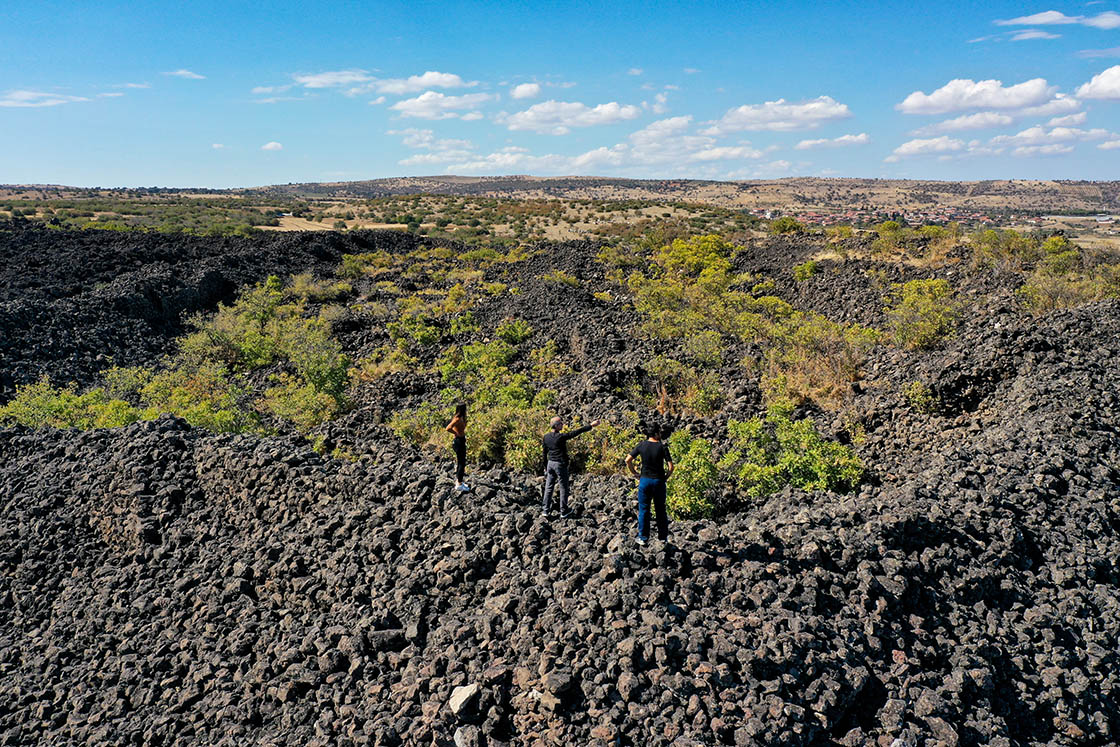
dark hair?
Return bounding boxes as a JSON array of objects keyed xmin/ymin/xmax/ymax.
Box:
[
  {"xmin": 642, "ymin": 419, "xmax": 662, "ymax": 438},
  {"xmin": 454, "ymin": 403, "xmax": 467, "ymax": 418}
]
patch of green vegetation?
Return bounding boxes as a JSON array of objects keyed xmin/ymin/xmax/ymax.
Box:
[
  {"xmin": 0, "ymin": 376, "xmax": 146, "ymax": 429},
  {"xmin": 903, "ymin": 380, "xmax": 936, "ymax": 414},
  {"xmin": 769, "ymin": 216, "xmax": 805, "ymax": 235},
  {"xmin": 792, "ymin": 260, "xmax": 819, "ymax": 281},
  {"xmin": 496, "ymin": 317, "xmax": 534, "ymax": 345},
  {"xmin": 884, "ymin": 278, "xmax": 960, "ymax": 350},
  {"xmin": 540, "ymin": 269, "xmax": 581, "ymax": 288},
  {"xmin": 718, "ymin": 406, "xmax": 863, "ymax": 502},
  {"xmin": 665, "ymin": 430, "xmax": 719, "ymax": 519},
  {"xmin": 1017, "ymin": 235, "xmax": 1120, "ymax": 311}
]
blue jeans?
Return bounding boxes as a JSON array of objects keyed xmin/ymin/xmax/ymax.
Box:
[
  {"xmin": 637, "ymin": 477, "xmax": 668, "ymax": 541},
  {"xmin": 543, "ymin": 460, "xmax": 570, "ymax": 513}
]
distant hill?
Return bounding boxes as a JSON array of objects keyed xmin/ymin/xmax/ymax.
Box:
[{"xmin": 246, "ymin": 176, "xmax": 1120, "ymax": 214}]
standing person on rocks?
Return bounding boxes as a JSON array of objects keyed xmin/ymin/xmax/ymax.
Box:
[
  {"xmin": 625, "ymin": 422, "xmax": 674, "ymax": 546},
  {"xmin": 542, "ymin": 415, "xmax": 601, "ymax": 518},
  {"xmin": 445, "ymin": 403, "xmax": 470, "ymax": 493}
]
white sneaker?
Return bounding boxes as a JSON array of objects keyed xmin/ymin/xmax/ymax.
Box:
[{"xmin": 457, "ymin": 483, "xmax": 472, "ymax": 493}]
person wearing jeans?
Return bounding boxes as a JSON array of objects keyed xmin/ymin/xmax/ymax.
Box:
[
  {"xmin": 625, "ymin": 423, "xmax": 674, "ymax": 546},
  {"xmin": 445, "ymin": 403, "xmax": 470, "ymax": 493},
  {"xmin": 542, "ymin": 415, "xmax": 601, "ymax": 518}
]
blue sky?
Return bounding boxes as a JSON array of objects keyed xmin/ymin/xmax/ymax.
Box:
[{"xmin": 3, "ymin": 0, "xmax": 1120, "ymax": 187}]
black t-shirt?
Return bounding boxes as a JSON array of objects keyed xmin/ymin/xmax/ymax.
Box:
[
  {"xmin": 630, "ymin": 440, "xmax": 672, "ymax": 480},
  {"xmin": 542, "ymin": 424, "xmax": 592, "ymax": 465}
]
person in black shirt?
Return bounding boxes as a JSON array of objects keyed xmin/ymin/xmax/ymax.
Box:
[
  {"xmin": 625, "ymin": 423, "xmax": 675, "ymax": 546},
  {"xmin": 542, "ymin": 415, "xmax": 601, "ymax": 518}
]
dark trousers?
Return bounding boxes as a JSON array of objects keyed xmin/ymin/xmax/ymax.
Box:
[
  {"xmin": 452, "ymin": 436, "xmax": 466, "ymax": 483},
  {"xmin": 637, "ymin": 477, "xmax": 668, "ymax": 541},
  {"xmin": 543, "ymin": 460, "xmax": 570, "ymax": 513}
]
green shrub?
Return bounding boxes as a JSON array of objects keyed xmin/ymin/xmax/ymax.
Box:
[
  {"xmin": 496, "ymin": 317, "xmax": 534, "ymax": 345},
  {"xmin": 769, "ymin": 216, "xmax": 804, "ymax": 235},
  {"xmin": 903, "ymin": 380, "xmax": 935, "ymax": 414},
  {"xmin": 288, "ymin": 272, "xmax": 352, "ymax": 301},
  {"xmin": 718, "ymin": 408, "xmax": 863, "ymax": 501},
  {"xmin": 0, "ymin": 377, "xmax": 144, "ymax": 429},
  {"xmin": 665, "ymin": 430, "xmax": 719, "ymax": 519},
  {"xmin": 885, "ymin": 278, "xmax": 960, "ymax": 349},
  {"xmin": 138, "ymin": 364, "xmax": 259, "ymax": 433},
  {"xmin": 792, "ymin": 260, "xmax": 818, "ymax": 281},
  {"xmin": 541, "ymin": 269, "xmax": 581, "ymax": 287},
  {"xmin": 262, "ymin": 374, "xmax": 340, "ymax": 432}
]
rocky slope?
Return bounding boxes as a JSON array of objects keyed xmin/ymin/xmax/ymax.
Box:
[{"xmin": 1, "ymin": 225, "xmax": 1119, "ymax": 746}]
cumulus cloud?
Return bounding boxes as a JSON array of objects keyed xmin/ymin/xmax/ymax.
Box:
[
  {"xmin": 628, "ymin": 68, "xmax": 644, "ymax": 76},
  {"xmin": 896, "ymin": 78, "xmax": 1055, "ymax": 114},
  {"xmin": 261, "ymin": 142, "xmax": 283, "ymax": 151},
  {"xmin": 500, "ymin": 100, "xmax": 642, "ymax": 134},
  {"xmin": 1099, "ymin": 140, "xmax": 1120, "ymax": 150},
  {"xmin": 1010, "ymin": 29, "xmax": 1061, "ymax": 40},
  {"xmin": 651, "ymin": 92, "xmax": 669, "ymax": 114},
  {"xmin": 909, "ymin": 112, "xmax": 1015, "ymax": 136},
  {"xmin": 162, "ymin": 69, "xmax": 205, "ymax": 79},
  {"xmin": 0, "ymin": 90, "xmax": 90, "ymax": 108},
  {"xmin": 1047, "ymin": 112, "xmax": 1087, "ymax": 127},
  {"xmin": 794, "ymin": 133, "xmax": 871, "ymax": 150},
  {"xmin": 390, "ymin": 91, "xmax": 496, "ymax": 119},
  {"xmin": 702, "ymin": 96, "xmax": 851, "ymax": 135},
  {"xmin": 212, "ymin": 143, "xmax": 226, "ymax": 149},
  {"xmin": 1011, "ymin": 144, "xmax": 1074, "ymax": 156},
  {"xmin": 996, "ymin": 10, "xmax": 1120, "ymax": 29},
  {"xmin": 1018, "ymin": 94, "xmax": 1081, "ymax": 117},
  {"xmin": 252, "ymin": 85, "xmax": 292, "ymax": 95},
  {"xmin": 373, "ymin": 71, "xmax": 477, "ymax": 95},
  {"xmin": 1077, "ymin": 65, "xmax": 1120, "ymax": 100},
  {"xmin": 885, "ymin": 136, "xmax": 966, "ymax": 162},
  {"xmin": 510, "ymin": 83, "xmax": 541, "ymax": 100},
  {"xmin": 293, "ymin": 69, "xmax": 372, "ymax": 88},
  {"xmin": 460, "ymin": 111, "xmax": 484, "ymax": 121},
  {"xmin": 989, "ymin": 125, "xmax": 1115, "ymax": 147}
]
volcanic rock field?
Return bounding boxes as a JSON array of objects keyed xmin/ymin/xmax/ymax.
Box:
[{"xmin": 1, "ymin": 221, "xmax": 1119, "ymax": 746}]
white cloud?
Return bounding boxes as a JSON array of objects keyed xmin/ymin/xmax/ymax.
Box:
[
  {"xmin": 369, "ymin": 96, "xmax": 386, "ymax": 105},
  {"xmin": 261, "ymin": 142, "xmax": 283, "ymax": 151},
  {"xmin": 162, "ymin": 69, "xmax": 205, "ymax": 79},
  {"xmin": 389, "ymin": 128, "xmax": 474, "ymax": 152},
  {"xmin": 373, "ymin": 71, "xmax": 476, "ymax": 95},
  {"xmin": 1047, "ymin": 112, "xmax": 1087, "ymax": 127},
  {"xmin": 652, "ymin": 92, "xmax": 669, "ymax": 114},
  {"xmin": 113, "ymin": 82, "xmax": 150, "ymax": 89},
  {"xmin": 1077, "ymin": 65, "xmax": 1120, "ymax": 100},
  {"xmin": 510, "ymin": 83, "xmax": 541, "ymax": 100},
  {"xmin": 0, "ymin": 90, "xmax": 90, "ymax": 108},
  {"xmin": 390, "ymin": 91, "xmax": 496, "ymax": 119},
  {"xmin": 1098, "ymin": 140, "xmax": 1120, "ymax": 150},
  {"xmin": 1079, "ymin": 47, "xmax": 1120, "ymax": 59},
  {"xmin": 1012, "ymin": 144, "xmax": 1075, "ymax": 157},
  {"xmin": 885, "ymin": 136, "xmax": 966, "ymax": 162},
  {"xmin": 896, "ymin": 78, "xmax": 1055, "ymax": 114},
  {"xmin": 683, "ymin": 68, "xmax": 701, "ymax": 74},
  {"xmin": 294, "ymin": 69, "xmax": 371, "ymax": 88},
  {"xmin": 990, "ymin": 125, "xmax": 1115, "ymax": 147},
  {"xmin": 910, "ymin": 112, "xmax": 1015, "ymax": 135},
  {"xmin": 689, "ymin": 145, "xmax": 766, "ymax": 161},
  {"xmin": 500, "ymin": 100, "xmax": 642, "ymax": 134},
  {"xmin": 460, "ymin": 111, "xmax": 484, "ymax": 121},
  {"xmin": 628, "ymin": 68, "xmax": 644, "ymax": 76},
  {"xmin": 252, "ymin": 85, "xmax": 292, "ymax": 95},
  {"xmin": 794, "ymin": 132, "xmax": 871, "ymax": 149},
  {"xmin": 702, "ymin": 96, "xmax": 851, "ymax": 134},
  {"xmin": 996, "ymin": 10, "xmax": 1120, "ymax": 29},
  {"xmin": 1018, "ymin": 94, "xmax": 1081, "ymax": 117},
  {"xmin": 1010, "ymin": 29, "xmax": 1061, "ymax": 40}
]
